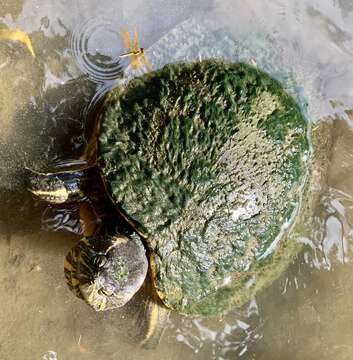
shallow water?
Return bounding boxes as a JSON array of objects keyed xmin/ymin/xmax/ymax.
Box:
[{"xmin": 1, "ymin": 0, "xmax": 353, "ymax": 359}]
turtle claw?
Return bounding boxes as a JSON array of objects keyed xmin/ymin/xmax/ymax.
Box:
[
  {"xmin": 48, "ymin": 158, "xmax": 89, "ymax": 172},
  {"xmin": 0, "ymin": 28, "xmax": 35, "ymax": 57}
]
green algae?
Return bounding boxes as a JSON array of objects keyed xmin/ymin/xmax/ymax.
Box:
[{"xmin": 98, "ymin": 60, "xmax": 314, "ymax": 316}]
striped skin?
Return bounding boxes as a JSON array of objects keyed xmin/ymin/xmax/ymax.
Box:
[
  {"xmin": 64, "ymin": 235, "xmax": 148, "ymax": 312},
  {"xmin": 27, "ymin": 168, "xmax": 85, "ymax": 204}
]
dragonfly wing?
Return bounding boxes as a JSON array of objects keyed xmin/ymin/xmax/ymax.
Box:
[
  {"xmin": 130, "ymin": 56, "xmax": 140, "ymax": 70},
  {"xmin": 120, "ymin": 30, "xmax": 132, "ymax": 51},
  {"xmin": 133, "ymin": 27, "xmax": 139, "ymax": 52},
  {"xmin": 141, "ymin": 54, "xmax": 153, "ymax": 71}
]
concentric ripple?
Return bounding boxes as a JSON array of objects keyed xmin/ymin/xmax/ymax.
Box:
[
  {"xmin": 84, "ymin": 82, "xmax": 111, "ymax": 114},
  {"xmin": 70, "ymin": 18, "xmax": 123, "ymax": 84}
]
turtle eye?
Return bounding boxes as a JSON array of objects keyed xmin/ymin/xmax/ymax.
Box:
[{"xmin": 93, "ymin": 255, "xmax": 107, "ymax": 268}]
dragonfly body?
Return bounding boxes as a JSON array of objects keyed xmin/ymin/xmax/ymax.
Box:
[{"xmin": 119, "ymin": 47, "xmax": 144, "ymax": 58}]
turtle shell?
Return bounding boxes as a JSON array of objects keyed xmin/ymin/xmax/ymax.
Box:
[{"xmin": 97, "ymin": 60, "xmax": 310, "ymax": 316}]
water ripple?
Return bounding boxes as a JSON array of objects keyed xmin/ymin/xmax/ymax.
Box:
[{"xmin": 70, "ymin": 18, "xmax": 123, "ymax": 84}]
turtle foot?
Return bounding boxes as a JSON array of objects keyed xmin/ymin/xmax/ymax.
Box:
[{"xmin": 26, "ymin": 167, "xmax": 86, "ymax": 204}]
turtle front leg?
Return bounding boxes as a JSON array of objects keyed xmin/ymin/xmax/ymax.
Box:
[{"xmin": 26, "ymin": 168, "xmax": 86, "ymax": 204}]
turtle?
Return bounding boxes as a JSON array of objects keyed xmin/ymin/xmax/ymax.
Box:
[{"xmin": 27, "ymin": 59, "xmax": 332, "ymax": 344}]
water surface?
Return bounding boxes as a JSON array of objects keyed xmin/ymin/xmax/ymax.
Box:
[{"xmin": 1, "ymin": 0, "xmax": 353, "ymax": 359}]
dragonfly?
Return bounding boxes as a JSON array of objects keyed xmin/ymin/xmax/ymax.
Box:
[{"xmin": 119, "ymin": 28, "xmax": 152, "ymax": 71}]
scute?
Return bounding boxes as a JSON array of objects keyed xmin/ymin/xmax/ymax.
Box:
[{"xmin": 98, "ymin": 60, "xmax": 310, "ymax": 316}]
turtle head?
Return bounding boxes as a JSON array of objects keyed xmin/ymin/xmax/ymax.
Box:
[{"xmin": 64, "ymin": 234, "xmax": 148, "ymax": 311}]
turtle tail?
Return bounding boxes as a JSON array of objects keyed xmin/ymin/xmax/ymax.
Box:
[
  {"xmin": 131, "ymin": 275, "xmax": 170, "ymax": 349},
  {"xmin": 138, "ymin": 297, "xmax": 170, "ymax": 349}
]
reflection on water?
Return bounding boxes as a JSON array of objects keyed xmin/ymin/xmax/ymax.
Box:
[
  {"xmin": 173, "ymin": 301, "xmax": 262, "ymax": 358},
  {"xmin": 1, "ymin": 0, "xmax": 353, "ymax": 359}
]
